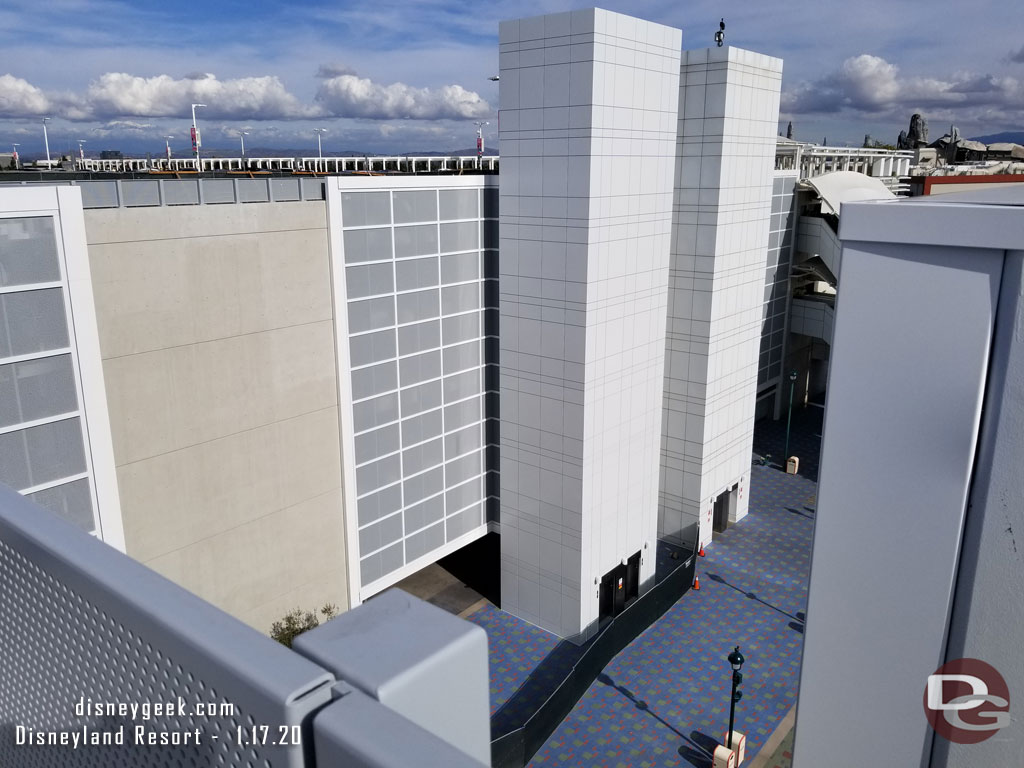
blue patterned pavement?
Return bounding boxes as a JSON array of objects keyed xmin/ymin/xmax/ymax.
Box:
[{"xmin": 466, "ymin": 409, "xmax": 822, "ymax": 767}]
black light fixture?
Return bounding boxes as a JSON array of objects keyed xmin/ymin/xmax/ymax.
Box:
[{"xmin": 727, "ymin": 646, "xmax": 745, "ymax": 750}]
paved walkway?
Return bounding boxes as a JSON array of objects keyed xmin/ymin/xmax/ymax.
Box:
[{"xmin": 465, "ymin": 409, "xmax": 821, "ymax": 767}]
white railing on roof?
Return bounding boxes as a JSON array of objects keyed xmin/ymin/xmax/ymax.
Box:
[{"xmin": 74, "ymin": 155, "xmax": 499, "ymax": 175}]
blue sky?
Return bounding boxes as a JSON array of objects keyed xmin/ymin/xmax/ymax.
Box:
[{"xmin": 1, "ymin": 0, "xmax": 1022, "ymax": 157}]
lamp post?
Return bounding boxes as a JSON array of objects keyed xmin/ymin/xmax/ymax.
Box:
[
  {"xmin": 164, "ymin": 135, "xmax": 174, "ymax": 161},
  {"xmin": 190, "ymin": 103, "xmax": 206, "ymax": 169},
  {"xmin": 727, "ymin": 646, "xmax": 745, "ymax": 750},
  {"xmin": 41, "ymin": 117, "xmax": 51, "ymax": 166},
  {"xmin": 314, "ymin": 128, "xmax": 327, "ymax": 159},
  {"xmin": 240, "ymin": 130, "xmax": 249, "ymax": 157},
  {"xmin": 474, "ymin": 120, "xmax": 489, "ymax": 159},
  {"xmin": 11, "ymin": 143, "xmax": 19, "ymax": 169},
  {"xmin": 784, "ymin": 369, "xmax": 798, "ymax": 463}
]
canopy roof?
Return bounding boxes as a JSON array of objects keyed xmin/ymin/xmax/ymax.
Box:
[{"xmin": 798, "ymin": 171, "xmax": 895, "ymax": 216}]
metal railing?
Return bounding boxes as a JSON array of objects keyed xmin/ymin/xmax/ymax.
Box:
[
  {"xmin": 0, "ymin": 483, "xmax": 487, "ymax": 767},
  {"xmin": 73, "ymin": 155, "xmax": 500, "ymax": 175}
]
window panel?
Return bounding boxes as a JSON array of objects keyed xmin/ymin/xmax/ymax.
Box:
[
  {"xmin": 0, "ymin": 354, "xmax": 78, "ymax": 429},
  {"xmin": 0, "ymin": 289, "xmax": 70, "ymax": 359},
  {"xmin": 398, "ymin": 350, "xmax": 441, "ymax": 387},
  {"xmin": 443, "ymin": 341, "xmax": 480, "ymax": 375},
  {"xmin": 439, "ymin": 189, "xmax": 478, "ymax": 221},
  {"xmin": 440, "ymin": 221, "xmax": 478, "ymax": 253},
  {"xmin": 444, "ymin": 423, "xmax": 483, "ymax": 459},
  {"xmin": 0, "ymin": 417, "xmax": 86, "ymax": 491},
  {"xmin": 359, "ymin": 513, "xmax": 403, "ymax": 555},
  {"xmin": 401, "ymin": 408, "xmax": 443, "ymax": 447},
  {"xmin": 343, "ymin": 227, "xmax": 393, "ymax": 264},
  {"xmin": 395, "ymin": 257, "xmax": 438, "ymax": 292},
  {"xmin": 404, "ymin": 494, "xmax": 444, "ymax": 535},
  {"xmin": 356, "ymin": 453, "xmax": 401, "ymax": 496},
  {"xmin": 0, "ymin": 217, "xmax": 61, "ymax": 288},
  {"xmin": 404, "ymin": 465, "xmax": 444, "ymax": 505},
  {"xmin": 440, "ymin": 252, "xmax": 479, "ymax": 284},
  {"xmin": 400, "ymin": 379, "xmax": 442, "ymax": 417},
  {"xmin": 444, "ymin": 396, "xmax": 482, "ymax": 431},
  {"xmin": 443, "ymin": 369, "xmax": 480, "ymax": 403},
  {"xmin": 28, "ymin": 477, "xmax": 94, "ymax": 533},
  {"xmin": 397, "ymin": 320, "xmax": 440, "ymax": 356},
  {"xmin": 441, "ymin": 313, "xmax": 480, "ymax": 345},
  {"xmin": 346, "ymin": 263, "xmax": 394, "ymax": 300},
  {"xmin": 353, "ymin": 392, "xmax": 399, "ymax": 432},
  {"xmin": 393, "ymin": 191, "xmax": 437, "ymax": 224},
  {"xmin": 341, "ymin": 192, "xmax": 391, "ymax": 227},
  {"xmin": 357, "ymin": 483, "xmax": 402, "ymax": 526},
  {"xmin": 348, "ymin": 296, "xmax": 395, "ymax": 334},
  {"xmin": 396, "ymin": 288, "xmax": 439, "ymax": 325},
  {"xmin": 405, "ymin": 520, "xmax": 445, "ymax": 562},
  {"xmin": 403, "ymin": 437, "xmax": 443, "ymax": 477},
  {"xmin": 351, "ymin": 361, "xmax": 397, "ymax": 401},
  {"xmin": 349, "ymin": 329, "xmax": 396, "ymax": 367},
  {"xmin": 394, "ymin": 225, "xmax": 438, "ymax": 259},
  {"xmin": 441, "ymin": 283, "xmax": 479, "ymax": 315},
  {"xmin": 354, "ymin": 424, "xmax": 401, "ymax": 465}
]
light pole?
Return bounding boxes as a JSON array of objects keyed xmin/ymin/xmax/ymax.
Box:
[
  {"xmin": 474, "ymin": 121, "xmax": 489, "ymax": 159},
  {"xmin": 727, "ymin": 646, "xmax": 745, "ymax": 750},
  {"xmin": 76, "ymin": 140, "xmax": 86, "ymax": 161},
  {"xmin": 314, "ymin": 128, "xmax": 327, "ymax": 159},
  {"xmin": 784, "ymin": 369, "xmax": 798, "ymax": 463},
  {"xmin": 164, "ymin": 135, "xmax": 174, "ymax": 161},
  {"xmin": 240, "ymin": 130, "xmax": 249, "ymax": 157},
  {"xmin": 190, "ymin": 103, "xmax": 206, "ymax": 169},
  {"xmin": 42, "ymin": 117, "xmax": 51, "ymax": 166},
  {"xmin": 11, "ymin": 143, "xmax": 19, "ymax": 169}
]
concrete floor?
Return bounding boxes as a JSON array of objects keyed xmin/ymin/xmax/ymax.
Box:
[{"xmin": 393, "ymin": 562, "xmax": 487, "ymax": 616}]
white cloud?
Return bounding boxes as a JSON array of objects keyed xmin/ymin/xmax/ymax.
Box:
[
  {"xmin": 315, "ymin": 74, "xmax": 490, "ymax": 120},
  {"xmin": 82, "ymin": 72, "xmax": 317, "ymax": 120},
  {"xmin": 0, "ymin": 69, "xmax": 492, "ymax": 125},
  {"xmin": 782, "ymin": 54, "xmax": 1024, "ymax": 122},
  {"xmin": 0, "ymin": 74, "xmax": 51, "ymax": 116}
]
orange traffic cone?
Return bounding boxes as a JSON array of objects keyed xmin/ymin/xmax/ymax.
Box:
[
  {"xmin": 693, "ymin": 576, "xmax": 701, "ymax": 591},
  {"xmin": 698, "ymin": 546, "xmax": 706, "ymax": 557}
]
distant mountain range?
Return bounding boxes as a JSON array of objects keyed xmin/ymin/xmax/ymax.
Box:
[{"xmin": 970, "ymin": 131, "xmax": 1024, "ymax": 145}]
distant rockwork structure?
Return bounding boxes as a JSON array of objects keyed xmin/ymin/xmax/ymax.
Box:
[{"xmin": 896, "ymin": 113, "xmax": 929, "ymax": 150}]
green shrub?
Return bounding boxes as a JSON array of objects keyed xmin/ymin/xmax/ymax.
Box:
[{"xmin": 270, "ymin": 603, "xmax": 339, "ymax": 648}]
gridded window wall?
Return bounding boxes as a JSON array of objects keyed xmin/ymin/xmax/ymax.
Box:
[
  {"xmin": 757, "ymin": 175, "xmax": 796, "ymax": 389},
  {"xmin": 0, "ymin": 215, "xmax": 97, "ymax": 532},
  {"xmin": 340, "ymin": 186, "xmax": 498, "ymax": 592}
]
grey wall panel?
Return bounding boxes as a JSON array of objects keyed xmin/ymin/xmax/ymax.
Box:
[
  {"xmin": 79, "ymin": 181, "xmax": 119, "ymax": 208},
  {"xmin": 121, "ymin": 180, "xmax": 161, "ymax": 207},
  {"xmin": 932, "ymin": 251, "xmax": 1024, "ymax": 768},
  {"xmin": 270, "ymin": 177, "xmax": 301, "ymax": 202},
  {"xmin": 794, "ymin": 241, "xmax": 1003, "ymax": 768},
  {"xmin": 203, "ymin": 179, "xmax": 236, "ymax": 204},
  {"xmin": 163, "ymin": 179, "xmax": 201, "ymax": 205},
  {"xmin": 237, "ymin": 179, "xmax": 270, "ymax": 203}
]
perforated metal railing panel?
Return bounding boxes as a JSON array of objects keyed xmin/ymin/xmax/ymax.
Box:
[{"xmin": 0, "ymin": 484, "xmax": 334, "ymax": 768}]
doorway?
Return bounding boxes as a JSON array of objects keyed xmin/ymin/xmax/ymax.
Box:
[
  {"xmin": 712, "ymin": 484, "xmax": 739, "ymax": 535},
  {"xmin": 598, "ymin": 550, "xmax": 642, "ymax": 620}
]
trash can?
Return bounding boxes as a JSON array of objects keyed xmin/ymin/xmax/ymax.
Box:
[{"xmin": 786, "ymin": 456, "xmax": 799, "ymax": 475}]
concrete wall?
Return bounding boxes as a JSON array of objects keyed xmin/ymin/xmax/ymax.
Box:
[
  {"xmin": 659, "ymin": 47, "xmax": 782, "ymax": 548},
  {"xmin": 84, "ymin": 202, "xmax": 348, "ymax": 632},
  {"xmin": 498, "ymin": 8, "xmax": 680, "ymax": 640}
]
